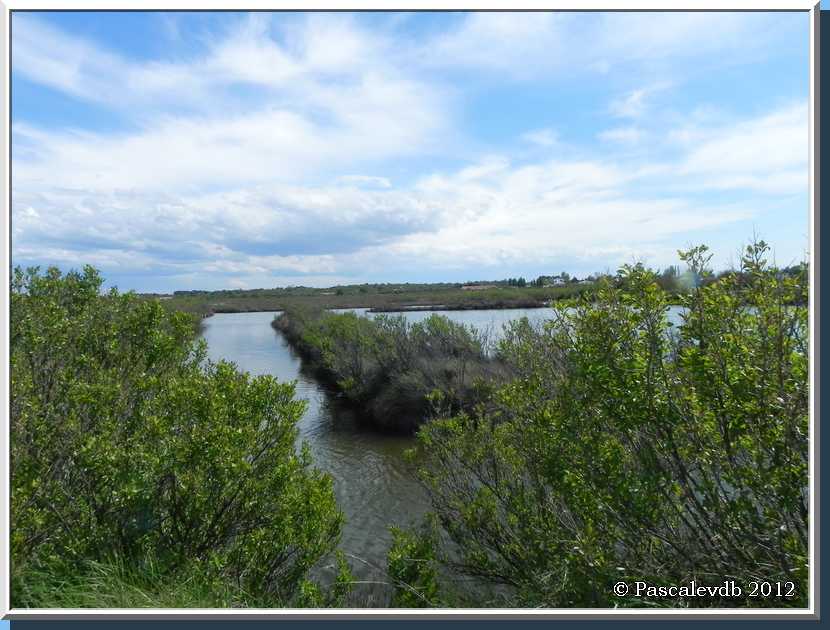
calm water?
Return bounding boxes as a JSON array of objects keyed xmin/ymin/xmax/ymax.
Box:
[
  {"xmin": 339, "ymin": 306, "xmax": 561, "ymax": 343},
  {"xmin": 200, "ymin": 305, "xmax": 686, "ymax": 588},
  {"xmin": 342, "ymin": 305, "xmax": 686, "ymax": 338},
  {"xmin": 200, "ymin": 311, "xmax": 429, "ymax": 587}
]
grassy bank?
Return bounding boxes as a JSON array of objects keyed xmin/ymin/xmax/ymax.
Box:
[
  {"xmin": 12, "ymin": 555, "xmax": 267, "ymax": 608},
  {"xmin": 155, "ymin": 282, "xmax": 596, "ymax": 317},
  {"xmin": 272, "ymin": 305, "xmax": 511, "ymax": 433},
  {"xmin": 366, "ymin": 298, "xmax": 547, "ymax": 312}
]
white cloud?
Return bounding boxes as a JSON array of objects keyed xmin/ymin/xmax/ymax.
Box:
[
  {"xmin": 13, "ymin": 90, "xmax": 447, "ymax": 193},
  {"xmin": 678, "ymin": 102, "xmax": 807, "ymax": 194},
  {"xmin": 608, "ymin": 83, "xmax": 671, "ymax": 119},
  {"xmin": 336, "ymin": 175, "xmax": 392, "ymax": 189},
  {"xmin": 521, "ymin": 128, "xmax": 559, "ymax": 147},
  {"xmin": 593, "ymin": 12, "xmax": 792, "ymax": 66},
  {"xmin": 10, "ymin": 13, "xmax": 809, "ymax": 288},
  {"xmin": 415, "ymin": 12, "xmax": 797, "ymax": 81},
  {"xmin": 12, "ymin": 12, "xmax": 432, "ymax": 117},
  {"xmin": 609, "ymin": 89, "xmax": 649, "ymax": 119},
  {"xmin": 12, "ymin": 101, "xmax": 807, "ymax": 286},
  {"xmin": 12, "ymin": 15, "xmax": 452, "ymax": 195},
  {"xmin": 383, "ymin": 157, "xmax": 756, "ymax": 272},
  {"xmin": 13, "ymin": 16, "xmax": 130, "ymax": 100},
  {"xmin": 453, "ymin": 156, "xmax": 511, "ymax": 182},
  {"xmin": 598, "ymin": 126, "xmax": 642, "ymax": 144},
  {"xmin": 420, "ymin": 12, "xmax": 565, "ymax": 77}
]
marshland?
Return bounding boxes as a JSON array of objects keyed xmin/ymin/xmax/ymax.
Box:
[
  {"xmin": 11, "ymin": 245, "xmax": 810, "ymax": 607},
  {"xmin": 9, "ymin": 8, "xmax": 811, "ymax": 611}
]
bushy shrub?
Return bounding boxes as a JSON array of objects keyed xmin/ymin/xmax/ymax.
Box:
[
  {"xmin": 273, "ymin": 309, "xmax": 504, "ymax": 432},
  {"xmin": 11, "ymin": 266, "xmax": 343, "ymax": 605},
  {"xmin": 408, "ymin": 243, "xmax": 808, "ymax": 607},
  {"xmin": 387, "ymin": 523, "xmax": 441, "ymax": 608}
]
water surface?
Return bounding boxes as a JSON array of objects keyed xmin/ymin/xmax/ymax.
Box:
[
  {"xmin": 200, "ymin": 305, "xmax": 686, "ymax": 593},
  {"xmin": 201, "ymin": 311, "xmax": 429, "ymax": 589}
]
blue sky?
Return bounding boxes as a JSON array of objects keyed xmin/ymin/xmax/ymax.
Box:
[{"xmin": 11, "ymin": 11, "xmax": 809, "ymax": 292}]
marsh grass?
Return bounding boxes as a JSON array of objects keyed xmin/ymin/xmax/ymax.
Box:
[{"xmin": 12, "ymin": 556, "xmax": 271, "ymax": 608}]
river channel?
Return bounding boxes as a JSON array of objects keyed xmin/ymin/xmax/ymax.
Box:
[{"xmin": 200, "ymin": 306, "xmax": 684, "ymax": 595}]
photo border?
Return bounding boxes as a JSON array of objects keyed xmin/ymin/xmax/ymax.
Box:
[{"xmin": 0, "ymin": 1, "xmax": 820, "ymax": 621}]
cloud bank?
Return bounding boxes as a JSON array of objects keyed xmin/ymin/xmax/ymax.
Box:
[{"xmin": 11, "ymin": 11, "xmax": 809, "ymax": 291}]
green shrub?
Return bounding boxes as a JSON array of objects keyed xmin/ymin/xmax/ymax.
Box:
[
  {"xmin": 272, "ymin": 308, "xmax": 503, "ymax": 432},
  {"xmin": 11, "ymin": 266, "xmax": 343, "ymax": 606},
  {"xmin": 387, "ymin": 523, "xmax": 441, "ymax": 607},
  {"xmin": 409, "ymin": 242, "xmax": 808, "ymax": 607}
]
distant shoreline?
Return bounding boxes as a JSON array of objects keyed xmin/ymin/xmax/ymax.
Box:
[
  {"xmin": 367, "ymin": 300, "xmax": 550, "ymax": 313},
  {"xmin": 150, "ymin": 280, "xmax": 597, "ymax": 319},
  {"xmin": 187, "ymin": 297, "xmax": 704, "ymax": 321},
  {"xmin": 197, "ymin": 300, "xmax": 557, "ymax": 319}
]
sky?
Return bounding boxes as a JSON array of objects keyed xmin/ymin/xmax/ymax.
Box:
[{"xmin": 10, "ymin": 11, "xmax": 810, "ymax": 292}]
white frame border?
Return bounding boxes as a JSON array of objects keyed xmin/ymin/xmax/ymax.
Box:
[{"xmin": 0, "ymin": 0, "xmax": 820, "ymax": 621}]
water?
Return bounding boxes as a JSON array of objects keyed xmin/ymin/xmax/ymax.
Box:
[
  {"xmin": 342, "ymin": 305, "xmax": 687, "ymax": 338},
  {"xmin": 200, "ymin": 311, "xmax": 429, "ymax": 591},
  {"xmin": 340, "ymin": 306, "xmax": 560, "ymax": 342},
  {"xmin": 199, "ymin": 305, "xmax": 687, "ymax": 594}
]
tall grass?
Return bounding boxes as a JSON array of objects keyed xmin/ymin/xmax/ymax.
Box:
[{"xmin": 12, "ymin": 556, "xmax": 271, "ymax": 608}]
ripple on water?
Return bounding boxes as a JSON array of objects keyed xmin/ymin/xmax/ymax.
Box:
[{"xmin": 200, "ymin": 311, "xmax": 430, "ymax": 583}]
